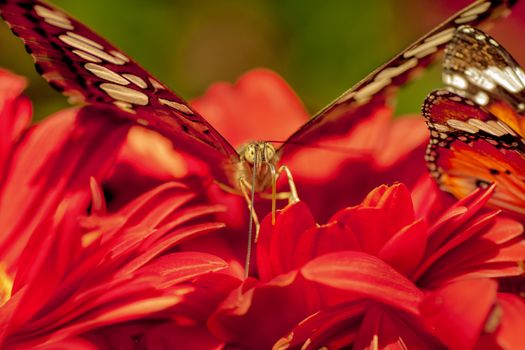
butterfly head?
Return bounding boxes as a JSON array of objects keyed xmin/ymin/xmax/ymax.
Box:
[
  {"xmin": 241, "ymin": 142, "xmax": 276, "ymax": 165},
  {"xmin": 237, "ymin": 141, "xmax": 279, "ymax": 191}
]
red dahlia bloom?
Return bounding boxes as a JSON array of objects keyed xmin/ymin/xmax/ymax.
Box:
[{"xmin": 208, "ymin": 182, "xmax": 525, "ymax": 349}]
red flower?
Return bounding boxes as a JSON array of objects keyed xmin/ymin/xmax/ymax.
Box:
[
  {"xmin": 0, "ymin": 69, "xmax": 236, "ymax": 348},
  {"xmin": 208, "ymin": 182, "xmax": 525, "ymax": 349},
  {"xmin": 3, "ymin": 63, "xmax": 524, "ymax": 349}
]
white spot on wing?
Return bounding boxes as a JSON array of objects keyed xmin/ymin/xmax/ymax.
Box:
[
  {"xmin": 158, "ymin": 98, "xmax": 194, "ymax": 114},
  {"xmin": 100, "ymin": 83, "xmax": 149, "ymax": 105},
  {"xmin": 473, "ymin": 91, "xmax": 489, "ymax": 106},
  {"xmin": 110, "ymin": 51, "xmax": 130, "ymax": 63},
  {"xmin": 460, "ymin": 1, "xmax": 491, "ymax": 17},
  {"xmin": 447, "ymin": 119, "xmax": 479, "ymax": 133},
  {"xmin": 464, "ymin": 67, "xmax": 496, "ymax": 90},
  {"xmin": 444, "ymin": 73, "xmax": 468, "ymax": 90},
  {"xmin": 34, "ymin": 5, "xmax": 74, "ymax": 30},
  {"xmin": 455, "ymin": 14, "xmax": 478, "ymax": 24},
  {"xmin": 113, "ymin": 100, "xmax": 135, "ymax": 113},
  {"xmin": 375, "ymin": 58, "xmax": 418, "ymax": 80},
  {"xmin": 123, "ymin": 74, "xmax": 148, "ymax": 88},
  {"xmin": 433, "ymin": 123, "xmax": 450, "ymax": 133},
  {"xmin": 67, "ymin": 32, "xmax": 104, "ymax": 49},
  {"xmin": 149, "ymin": 78, "xmax": 165, "ymax": 90},
  {"xmin": 34, "ymin": 5, "xmax": 69, "ymax": 22},
  {"xmin": 59, "ymin": 33, "xmax": 127, "ymax": 65},
  {"xmin": 515, "ymin": 67, "xmax": 525, "ymax": 87},
  {"xmin": 353, "ymin": 79, "xmax": 390, "ymax": 103},
  {"xmin": 467, "ymin": 118, "xmax": 504, "ymax": 136},
  {"xmin": 484, "ymin": 66, "xmax": 524, "ymax": 93},
  {"xmin": 84, "ymin": 63, "xmax": 129, "ymax": 85},
  {"xmin": 44, "ymin": 18, "xmax": 74, "ymax": 30},
  {"xmin": 486, "ymin": 120, "xmax": 508, "ymax": 135},
  {"xmin": 424, "ymin": 28, "xmax": 455, "ymax": 44},
  {"xmin": 403, "ymin": 29, "xmax": 454, "ymax": 58},
  {"xmin": 496, "ymin": 120, "xmax": 518, "ymax": 136},
  {"xmin": 72, "ymin": 50, "xmax": 102, "ymax": 63},
  {"xmin": 137, "ymin": 118, "xmax": 149, "ymax": 126}
]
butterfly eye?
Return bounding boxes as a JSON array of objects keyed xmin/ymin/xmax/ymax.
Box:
[
  {"xmin": 264, "ymin": 144, "xmax": 276, "ymax": 161},
  {"xmin": 244, "ymin": 144, "xmax": 257, "ymax": 164}
]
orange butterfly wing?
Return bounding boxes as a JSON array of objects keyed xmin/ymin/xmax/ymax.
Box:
[{"xmin": 424, "ymin": 90, "xmax": 525, "ymax": 215}]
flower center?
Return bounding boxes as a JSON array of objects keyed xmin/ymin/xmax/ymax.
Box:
[{"xmin": 0, "ymin": 264, "xmax": 13, "ymax": 305}]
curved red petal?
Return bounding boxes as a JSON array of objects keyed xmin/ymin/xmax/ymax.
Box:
[
  {"xmin": 0, "ymin": 108, "xmax": 129, "ymax": 272},
  {"xmin": 256, "ymin": 201, "xmax": 316, "ymax": 280},
  {"xmin": 191, "ymin": 68, "xmax": 309, "ymax": 148},
  {"xmin": 301, "ymin": 251, "xmax": 423, "ymax": 314},
  {"xmin": 420, "ymin": 279, "xmax": 498, "ymax": 350},
  {"xmin": 379, "ymin": 219, "xmax": 428, "ymax": 277}
]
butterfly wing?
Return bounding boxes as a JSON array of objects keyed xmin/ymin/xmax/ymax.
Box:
[
  {"xmin": 424, "ymin": 90, "xmax": 525, "ymax": 215},
  {"xmin": 443, "ymin": 25, "xmax": 525, "ymax": 138},
  {"xmin": 0, "ymin": 0, "xmax": 239, "ymax": 168},
  {"xmin": 279, "ymin": 0, "xmax": 518, "ymax": 156}
]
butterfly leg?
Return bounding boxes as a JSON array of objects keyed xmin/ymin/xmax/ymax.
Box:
[
  {"xmin": 213, "ymin": 180, "xmax": 242, "ymax": 195},
  {"xmin": 267, "ymin": 164, "xmax": 300, "ymax": 225},
  {"xmin": 276, "ymin": 165, "xmax": 300, "ymax": 205}
]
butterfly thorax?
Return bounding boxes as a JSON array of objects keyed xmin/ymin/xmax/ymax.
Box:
[{"xmin": 235, "ymin": 142, "xmax": 279, "ymax": 192}]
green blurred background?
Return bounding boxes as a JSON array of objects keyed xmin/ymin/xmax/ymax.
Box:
[{"xmin": 0, "ymin": 0, "xmax": 521, "ymax": 120}]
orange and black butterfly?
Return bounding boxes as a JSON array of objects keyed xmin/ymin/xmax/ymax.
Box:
[
  {"xmin": 0, "ymin": 0, "xmax": 518, "ymax": 210},
  {"xmin": 424, "ymin": 25, "xmax": 525, "ymax": 215}
]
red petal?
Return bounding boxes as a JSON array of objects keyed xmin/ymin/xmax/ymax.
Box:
[
  {"xmin": 292, "ymin": 222, "xmax": 361, "ymax": 269},
  {"xmin": 256, "ymin": 202, "xmax": 316, "ymax": 280},
  {"xmin": 0, "ymin": 108, "xmax": 129, "ymax": 272},
  {"xmin": 0, "ymin": 69, "xmax": 32, "ymax": 182},
  {"xmin": 379, "ymin": 219, "xmax": 428, "ymax": 277},
  {"xmin": 191, "ymin": 69, "xmax": 309, "ymax": 148},
  {"xmin": 482, "ymin": 293, "xmax": 525, "ymax": 349},
  {"xmin": 301, "ymin": 251, "xmax": 423, "ymax": 314},
  {"xmin": 275, "ymin": 300, "xmax": 368, "ymax": 349},
  {"xmin": 353, "ymin": 305, "xmax": 442, "ymax": 350},
  {"xmin": 136, "ymin": 252, "xmax": 228, "ymax": 285},
  {"xmin": 331, "ymin": 207, "xmax": 389, "ymax": 255},
  {"xmin": 374, "ymin": 116, "xmax": 428, "ymax": 167},
  {"xmin": 209, "ymin": 271, "xmax": 311, "ymax": 350},
  {"xmin": 420, "ymin": 279, "xmax": 498, "ymax": 350},
  {"xmin": 144, "ymin": 323, "xmax": 223, "ymax": 350}
]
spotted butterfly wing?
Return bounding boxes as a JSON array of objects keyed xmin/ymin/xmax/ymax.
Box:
[
  {"xmin": 424, "ymin": 90, "xmax": 525, "ymax": 214},
  {"xmin": 280, "ymin": 0, "xmax": 519, "ymax": 157},
  {"xmin": 443, "ymin": 26, "xmax": 525, "ymax": 151},
  {"xmin": 0, "ymin": 0, "xmax": 239, "ymax": 180},
  {"xmin": 424, "ymin": 27, "xmax": 525, "ymax": 215},
  {"xmin": 0, "ymin": 0, "xmax": 519, "ymax": 192}
]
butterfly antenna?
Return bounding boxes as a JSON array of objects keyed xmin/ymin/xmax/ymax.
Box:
[
  {"xmin": 244, "ymin": 151, "xmax": 258, "ymax": 278},
  {"xmin": 265, "ymin": 140, "xmax": 372, "ymax": 156}
]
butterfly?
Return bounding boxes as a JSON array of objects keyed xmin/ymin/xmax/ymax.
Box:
[
  {"xmin": 423, "ymin": 25, "xmax": 525, "ymax": 215},
  {"xmin": 0, "ymin": 0, "xmax": 518, "ymax": 214}
]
